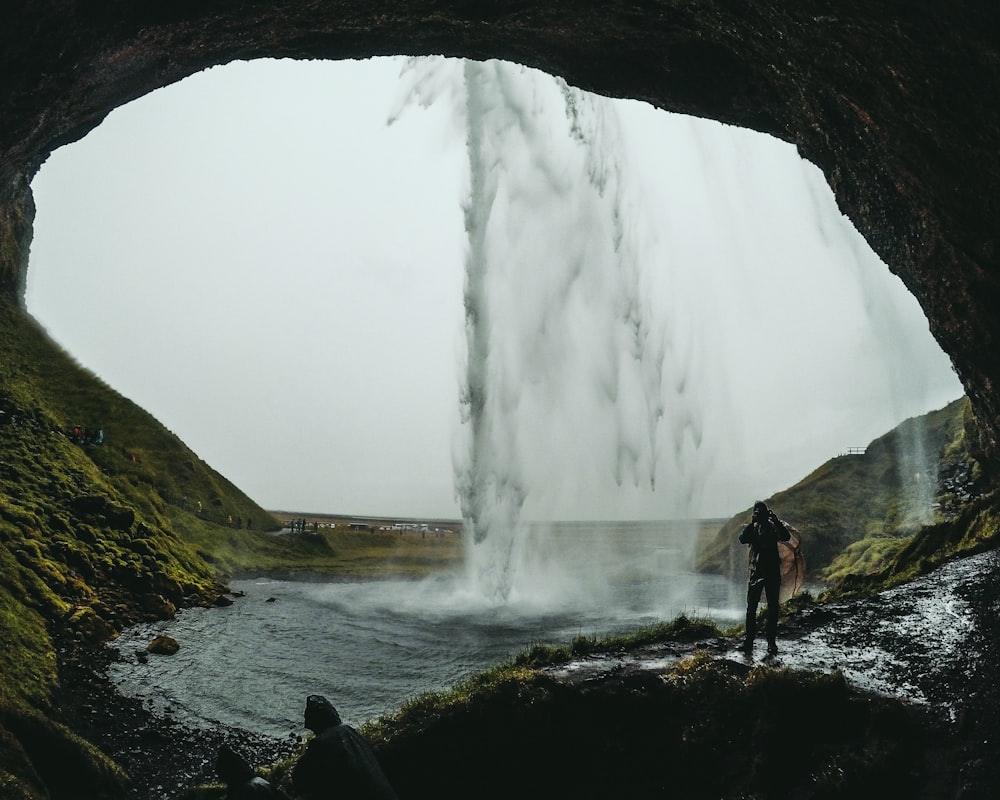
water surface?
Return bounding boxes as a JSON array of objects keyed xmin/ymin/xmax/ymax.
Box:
[{"xmin": 110, "ymin": 523, "xmax": 742, "ymax": 735}]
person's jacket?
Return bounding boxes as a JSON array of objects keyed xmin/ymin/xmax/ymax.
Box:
[
  {"xmin": 739, "ymin": 515, "xmax": 790, "ymax": 584},
  {"xmin": 291, "ymin": 696, "xmax": 398, "ymax": 799}
]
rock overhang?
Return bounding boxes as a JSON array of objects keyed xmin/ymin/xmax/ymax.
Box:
[{"xmin": 1, "ymin": 0, "xmax": 998, "ymax": 463}]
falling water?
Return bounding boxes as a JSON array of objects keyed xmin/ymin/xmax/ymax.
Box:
[
  {"xmin": 395, "ymin": 59, "xmax": 680, "ymax": 601},
  {"xmin": 388, "ymin": 56, "xmax": 961, "ymax": 603},
  {"xmin": 895, "ymin": 414, "xmax": 938, "ymax": 528}
]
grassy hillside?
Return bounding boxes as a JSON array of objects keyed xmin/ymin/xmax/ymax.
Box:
[
  {"xmin": 697, "ymin": 396, "xmax": 984, "ymax": 587},
  {"xmin": 0, "ymin": 299, "xmax": 282, "ymax": 797}
]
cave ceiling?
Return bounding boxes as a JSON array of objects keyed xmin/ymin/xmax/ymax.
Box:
[{"xmin": 2, "ymin": 1, "xmax": 998, "ymax": 464}]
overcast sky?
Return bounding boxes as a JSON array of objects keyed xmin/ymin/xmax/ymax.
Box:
[{"xmin": 25, "ymin": 57, "xmax": 963, "ymax": 520}]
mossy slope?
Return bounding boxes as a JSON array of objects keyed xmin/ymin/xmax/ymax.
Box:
[{"xmin": 0, "ymin": 299, "xmax": 279, "ymax": 796}]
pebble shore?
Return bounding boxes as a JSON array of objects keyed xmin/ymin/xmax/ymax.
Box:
[{"xmin": 53, "ymin": 634, "xmax": 299, "ymax": 799}]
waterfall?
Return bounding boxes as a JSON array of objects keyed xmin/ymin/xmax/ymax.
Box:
[
  {"xmin": 391, "ymin": 57, "xmax": 679, "ymax": 601},
  {"xmin": 388, "ymin": 55, "xmax": 961, "ymax": 603},
  {"xmin": 449, "ymin": 61, "xmax": 675, "ymax": 600}
]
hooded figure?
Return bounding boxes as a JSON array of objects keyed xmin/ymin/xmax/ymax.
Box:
[
  {"xmin": 216, "ymin": 744, "xmax": 279, "ymax": 799},
  {"xmin": 738, "ymin": 500, "xmax": 791, "ymax": 655},
  {"xmin": 288, "ymin": 695, "xmax": 398, "ymax": 799}
]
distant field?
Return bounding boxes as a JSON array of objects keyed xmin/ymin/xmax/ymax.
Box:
[
  {"xmin": 253, "ymin": 513, "xmax": 729, "ymax": 581},
  {"xmin": 268, "ymin": 510, "xmax": 463, "ymax": 535}
]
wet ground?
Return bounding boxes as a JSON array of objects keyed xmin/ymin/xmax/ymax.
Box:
[
  {"xmin": 59, "ymin": 547, "xmax": 1000, "ymax": 798},
  {"xmin": 550, "ymin": 550, "xmax": 991, "ymax": 710},
  {"xmin": 546, "ymin": 547, "xmax": 1000, "ymax": 797}
]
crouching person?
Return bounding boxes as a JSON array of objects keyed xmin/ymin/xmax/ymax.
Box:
[
  {"xmin": 286, "ymin": 695, "xmax": 398, "ymax": 799},
  {"xmin": 216, "ymin": 744, "xmax": 281, "ymax": 799}
]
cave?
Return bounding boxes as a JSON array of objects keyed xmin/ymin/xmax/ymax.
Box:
[{"xmin": 2, "ymin": 2, "xmax": 998, "ymax": 468}]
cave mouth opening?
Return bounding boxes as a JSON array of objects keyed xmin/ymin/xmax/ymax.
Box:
[{"xmin": 23, "ymin": 55, "xmax": 962, "ymax": 523}]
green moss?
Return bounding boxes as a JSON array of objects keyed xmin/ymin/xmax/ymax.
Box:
[
  {"xmin": 822, "ymin": 536, "xmax": 910, "ymax": 585},
  {"xmin": 0, "ymin": 706, "xmax": 128, "ymax": 798},
  {"xmin": 0, "ymin": 725, "xmax": 46, "ymax": 800},
  {"xmin": 0, "ymin": 298, "xmax": 282, "ymax": 792}
]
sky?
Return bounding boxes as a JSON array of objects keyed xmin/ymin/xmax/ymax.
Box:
[{"xmin": 24, "ymin": 56, "xmax": 963, "ymax": 521}]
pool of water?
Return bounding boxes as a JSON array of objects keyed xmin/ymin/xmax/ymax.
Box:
[{"xmin": 109, "ymin": 564, "xmax": 741, "ymax": 736}]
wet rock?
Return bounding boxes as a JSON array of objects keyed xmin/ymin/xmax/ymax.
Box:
[
  {"xmin": 129, "ymin": 538, "xmax": 155, "ymax": 557},
  {"xmin": 68, "ymin": 494, "xmax": 111, "ymax": 517},
  {"xmin": 214, "ymin": 594, "xmax": 235, "ymax": 607},
  {"xmin": 138, "ymin": 593, "xmax": 177, "ymax": 619},
  {"xmin": 147, "ymin": 570, "xmax": 185, "ymax": 602},
  {"xmin": 147, "ymin": 635, "xmax": 180, "ymax": 655},
  {"xmin": 66, "ymin": 606, "xmax": 115, "ymax": 644}
]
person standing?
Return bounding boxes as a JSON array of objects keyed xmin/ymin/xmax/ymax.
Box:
[{"xmin": 739, "ymin": 500, "xmax": 791, "ymax": 655}]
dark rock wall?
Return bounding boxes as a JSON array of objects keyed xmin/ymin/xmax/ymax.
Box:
[{"xmin": 2, "ymin": 1, "xmax": 998, "ymax": 460}]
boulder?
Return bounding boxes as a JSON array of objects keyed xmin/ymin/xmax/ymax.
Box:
[
  {"xmin": 68, "ymin": 494, "xmax": 135, "ymax": 531},
  {"xmin": 66, "ymin": 606, "xmax": 115, "ymax": 643},
  {"xmin": 138, "ymin": 593, "xmax": 177, "ymax": 619},
  {"xmin": 147, "ymin": 634, "xmax": 180, "ymax": 655}
]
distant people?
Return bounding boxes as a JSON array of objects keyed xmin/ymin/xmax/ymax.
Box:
[
  {"xmin": 286, "ymin": 695, "xmax": 398, "ymax": 800},
  {"xmin": 216, "ymin": 743, "xmax": 280, "ymax": 798},
  {"xmin": 738, "ymin": 500, "xmax": 791, "ymax": 655}
]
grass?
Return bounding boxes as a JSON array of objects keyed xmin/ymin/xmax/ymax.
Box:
[
  {"xmin": 827, "ymin": 489, "xmax": 1000, "ymax": 598},
  {"xmin": 0, "ymin": 299, "xmax": 282, "ymax": 794},
  {"xmin": 360, "ymin": 653, "xmax": 931, "ymax": 800},
  {"xmin": 365, "ymin": 614, "xmax": 727, "ymax": 741}
]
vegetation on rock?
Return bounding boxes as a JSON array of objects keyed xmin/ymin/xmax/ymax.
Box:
[
  {"xmin": 0, "ymin": 299, "xmax": 278, "ymax": 796},
  {"xmin": 697, "ymin": 396, "xmax": 986, "ymax": 590}
]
